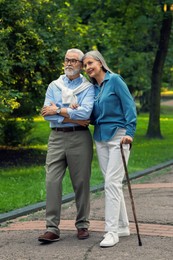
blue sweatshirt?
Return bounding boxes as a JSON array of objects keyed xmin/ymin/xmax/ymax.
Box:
[{"xmin": 91, "ymin": 71, "xmax": 137, "ymax": 141}]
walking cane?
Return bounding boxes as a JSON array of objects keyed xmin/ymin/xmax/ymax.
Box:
[{"xmin": 120, "ymin": 142, "xmax": 142, "ymax": 246}]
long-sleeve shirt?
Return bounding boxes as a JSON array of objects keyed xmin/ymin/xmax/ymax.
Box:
[
  {"xmin": 43, "ymin": 74, "xmax": 94, "ymax": 128},
  {"xmin": 91, "ymin": 71, "xmax": 137, "ymax": 141}
]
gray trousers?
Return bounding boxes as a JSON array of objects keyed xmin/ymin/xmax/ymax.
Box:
[{"xmin": 45, "ymin": 129, "xmax": 93, "ymax": 235}]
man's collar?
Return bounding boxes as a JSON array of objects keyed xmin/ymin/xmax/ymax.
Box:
[{"xmin": 64, "ymin": 74, "xmax": 82, "ymax": 83}]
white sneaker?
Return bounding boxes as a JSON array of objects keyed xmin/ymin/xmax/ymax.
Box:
[
  {"xmin": 100, "ymin": 232, "xmax": 119, "ymax": 247},
  {"xmin": 118, "ymin": 226, "xmax": 130, "ymax": 237}
]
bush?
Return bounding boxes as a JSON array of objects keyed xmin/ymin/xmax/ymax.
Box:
[{"xmin": 0, "ymin": 118, "xmax": 33, "ymax": 146}]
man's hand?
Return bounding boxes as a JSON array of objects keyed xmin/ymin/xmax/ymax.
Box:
[
  {"xmin": 69, "ymin": 103, "xmax": 79, "ymax": 109},
  {"xmin": 41, "ymin": 102, "xmax": 57, "ymax": 116}
]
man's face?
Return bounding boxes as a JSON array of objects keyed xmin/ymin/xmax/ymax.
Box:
[{"xmin": 64, "ymin": 52, "xmax": 82, "ymax": 79}]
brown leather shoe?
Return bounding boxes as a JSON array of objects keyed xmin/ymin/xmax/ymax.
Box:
[
  {"xmin": 77, "ymin": 228, "xmax": 89, "ymax": 240},
  {"xmin": 38, "ymin": 232, "xmax": 60, "ymax": 243}
]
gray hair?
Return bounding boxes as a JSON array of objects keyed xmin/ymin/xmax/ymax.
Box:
[
  {"xmin": 83, "ymin": 50, "xmax": 113, "ymax": 73},
  {"xmin": 66, "ymin": 48, "xmax": 84, "ymax": 61}
]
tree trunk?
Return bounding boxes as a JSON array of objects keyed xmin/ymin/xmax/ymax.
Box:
[{"xmin": 146, "ymin": 5, "xmax": 172, "ymax": 138}]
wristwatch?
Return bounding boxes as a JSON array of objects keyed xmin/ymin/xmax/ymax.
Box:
[{"xmin": 56, "ymin": 107, "xmax": 61, "ymax": 114}]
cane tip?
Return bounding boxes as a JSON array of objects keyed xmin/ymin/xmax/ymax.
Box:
[{"xmin": 138, "ymin": 240, "xmax": 142, "ymax": 246}]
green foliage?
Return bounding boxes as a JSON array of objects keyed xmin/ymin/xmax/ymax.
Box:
[
  {"xmin": 0, "ymin": 0, "xmax": 89, "ymax": 116},
  {"xmin": 0, "ymin": 90, "xmax": 22, "ymax": 116},
  {"xmin": 26, "ymin": 116, "xmax": 50, "ymax": 145},
  {"xmin": 0, "ymin": 89, "xmax": 23, "ymax": 143},
  {"xmin": 71, "ymin": 0, "xmax": 163, "ymax": 94},
  {"xmin": 0, "ymin": 0, "xmax": 172, "ymax": 113},
  {"xmin": 0, "ymin": 0, "xmax": 89, "ymax": 144},
  {"xmin": 1, "ymin": 118, "xmax": 33, "ymax": 146}
]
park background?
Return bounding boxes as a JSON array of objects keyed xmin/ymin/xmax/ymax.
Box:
[{"xmin": 0, "ymin": 0, "xmax": 173, "ymax": 214}]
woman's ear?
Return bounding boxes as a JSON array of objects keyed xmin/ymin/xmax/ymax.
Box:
[{"xmin": 99, "ymin": 61, "xmax": 103, "ymax": 68}]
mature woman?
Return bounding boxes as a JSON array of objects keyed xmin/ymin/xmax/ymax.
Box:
[{"xmin": 83, "ymin": 50, "xmax": 137, "ymax": 248}]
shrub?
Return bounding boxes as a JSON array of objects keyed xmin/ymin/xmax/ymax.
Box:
[{"xmin": 1, "ymin": 118, "xmax": 33, "ymax": 146}]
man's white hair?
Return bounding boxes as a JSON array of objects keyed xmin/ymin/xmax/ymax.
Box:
[{"xmin": 66, "ymin": 48, "xmax": 84, "ymax": 61}]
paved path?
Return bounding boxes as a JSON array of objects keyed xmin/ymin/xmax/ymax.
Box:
[
  {"xmin": 161, "ymin": 99, "xmax": 173, "ymax": 106},
  {"xmin": 1, "ymin": 182, "xmax": 173, "ymax": 238},
  {"xmin": 0, "ymin": 166, "xmax": 173, "ymax": 260}
]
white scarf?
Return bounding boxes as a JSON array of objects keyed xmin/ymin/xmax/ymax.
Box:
[{"xmin": 54, "ymin": 75, "xmax": 91, "ymax": 105}]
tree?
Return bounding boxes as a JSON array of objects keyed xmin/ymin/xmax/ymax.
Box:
[
  {"xmin": 71, "ymin": 1, "xmax": 161, "ymax": 94},
  {"xmin": 146, "ymin": 2, "xmax": 173, "ymax": 138},
  {"xmin": 73, "ymin": 0, "xmax": 173, "ymax": 136},
  {"xmin": 0, "ymin": 0, "xmax": 88, "ymax": 145}
]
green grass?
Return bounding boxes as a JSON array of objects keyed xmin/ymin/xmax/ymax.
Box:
[
  {"xmin": 0, "ymin": 106, "xmax": 173, "ymax": 213},
  {"xmin": 0, "ymin": 167, "xmax": 45, "ymax": 213},
  {"xmin": 129, "ymin": 109, "xmax": 173, "ymax": 172}
]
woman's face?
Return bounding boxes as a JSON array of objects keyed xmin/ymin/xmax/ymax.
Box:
[{"xmin": 83, "ymin": 57, "xmax": 103, "ymax": 79}]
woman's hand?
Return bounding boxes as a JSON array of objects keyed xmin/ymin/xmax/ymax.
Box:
[
  {"xmin": 121, "ymin": 135, "xmax": 133, "ymax": 144},
  {"xmin": 63, "ymin": 118, "xmax": 90, "ymax": 127},
  {"xmin": 75, "ymin": 120, "xmax": 90, "ymax": 127}
]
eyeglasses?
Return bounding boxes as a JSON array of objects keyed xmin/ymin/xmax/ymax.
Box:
[{"xmin": 64, "ymin": 58, "xmax": 82, "ymax": 65}]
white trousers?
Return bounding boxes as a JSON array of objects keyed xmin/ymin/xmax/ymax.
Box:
[{"xmin": 95, "ymin": 128, "xmax": 130, "ymax": 232}]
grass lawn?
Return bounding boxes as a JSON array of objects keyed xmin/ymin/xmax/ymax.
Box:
[{"xmin": 0, "ymin": 105, "xmax": 173, "ymax": 213}]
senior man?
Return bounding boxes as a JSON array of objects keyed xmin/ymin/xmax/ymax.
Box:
[{"xmin": 38, "ymin": 48, "xmax": 94, "ymax": 243}]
